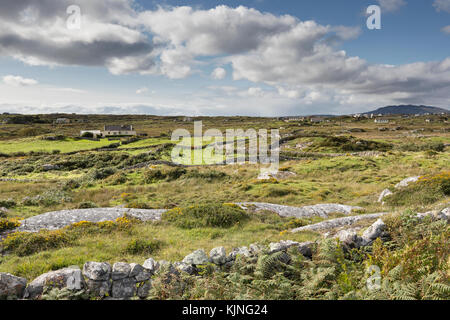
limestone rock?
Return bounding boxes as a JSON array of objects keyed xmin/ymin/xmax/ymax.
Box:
[
  {"xmin": 112, "ymin": 262, "xmax": 131, "ymax": 280},
  {"xmin": 297, "ymin": 242, "xmax": 314, "ymax": 258},
  {"xmin": 85, "ymin": 279, "xmax": 111, "ymax": 297},
  {"xmin": 395, "ymin": 176, "xmax": 420, "ymax": 189},
  {"xmin": 228, "ymin": 246, "xmax": 251, "ymax": 261},
  {"xmin": 111, "ymin": 278, "xmax": 136, "ymax": 299},
  {"xmin": 174, "ymin": 262, "xmax": 196, "ymax": 275},
  {"xmin": 83, "ymin": 262, "xmax": 111, "ymax": 281},
  {"xmin": 182, "ymin": 249, "xmax": 209, "ymax": 265},
  {"xmin": 142, "ymin": 258, "xmax": 160, "ymax": 274},
  {"xmin": 269, "ymin": 240, "xmax": 299, "ymax": 254},
  {"xmin": 129, "ymin": 263, "xmax": 151, "ymax": 282},
  {"xmin": 136, "ymin": 280, "xmax": 151, "ymax": 298},
  {"xmin": 362, "ymin": 219, "xmax": 386, "ymax": 245},
  {"xmin": 0, "ymin": 273, "xmax": 27, "ymax": 299},
  {"xmin": 335, "ymin": 230, "xmax": 363, "ymax": 249},
  {"xmin": 209, "ymin": 247, "xmax": 227, "ymax": 265},
  {"xmin": 25, "ymin": 267, "xmax": 85, "ymax": 299},
  {"xmin": 377, "ymin": 189, "xmax": 393, "ymax": 203}
]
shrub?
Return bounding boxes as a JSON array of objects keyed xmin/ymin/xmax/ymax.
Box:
[
  {"xmin": 124, "ymin": 239, "xmax": 163, "ymax": 255},
  {"xmin": 77, "ymin": 201, "xmax": 98, "ymax": 209},
  {"xmin": 143, "ymin": 167, "xmax": 186, "ymax": 183},
  {"xmin": 162, "ymin": 203, "xmax": 249, "ymax": 229},
  {"xmin": 89, "ymin": 167, "xmax": 117, "ymax": 180},
  {"xmin": 0, "ymin": 199, "xmax": 16, "ymax": 209},
  {"xmin": 318, "ymin": 136, "xmax": 392, "ymax": 152},
  {"xmin": 0, "ymin": 218, "xmax": 21, "ymax": 232},
  {"xmin": 2, "ymin": 230, "xmax": 72, "ymax": 256}
]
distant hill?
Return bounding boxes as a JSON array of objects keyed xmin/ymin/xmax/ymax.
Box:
[{"xmin": 363, "ymin": 105, "xmax": 449, "ymax": 115}]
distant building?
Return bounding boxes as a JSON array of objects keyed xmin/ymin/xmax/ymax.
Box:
[
  {"xmin": 103, "ymin": 125, "xmax": 136, "ymax": 137},
  {"xmin": 374, "ymin": 119, "xmax": 389, "ymax": 124},
  {"xmin": 55, "ymin": 118, "xmax": 71, "ymax": 124},
  {"xmin": 310, "ymin": 117, "xmax": 324, "ymax": 123}
]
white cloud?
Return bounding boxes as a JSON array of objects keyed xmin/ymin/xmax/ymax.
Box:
[
  {"xmin": 2, "ymin": 75, "xmax": 38, "ymax": 86},
  {"xmin": 433, "ymin": 0, "xmax": 450, "ymax": 12},
  {"xmin": 211, "ymin": 67, "xmax": 227, "ymax": 80},
  {"xmin": 377, "ymin": 0, "xmax": 406, "ymax": 12},
  {"xmin": 0, "ymin": 3, "xmax": 449, "ymax": 115},
  {"xmin": 442, "ymin": 25, "xmax": 450, "ymax": 34},
  {"xmin": 136, "ymin": 87, "xmax": 148, "ymax": 94}
]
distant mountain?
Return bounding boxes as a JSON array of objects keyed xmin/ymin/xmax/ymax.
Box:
[{"xmin": 363, "ymin": 105, "xmax": 449, "ymax": 115}]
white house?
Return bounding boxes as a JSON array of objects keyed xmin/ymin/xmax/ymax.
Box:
[
  {"xmin": 374, "ymin": 119, "xmax": 389, "ymax": 124},
  {"xmin": 102, "ymin": 125, "xmax": 136, "ymax": 137}
]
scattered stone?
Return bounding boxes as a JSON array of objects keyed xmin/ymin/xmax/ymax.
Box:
[
  {"xmin": 25, "ymin": 267, "xmax": 85, "ymax": 299},
  {"xmin": 182, "ymin": 249, "xmax": 209, "ymax": 265},
  {"xmin": 395, "ymin": 176, "xmax": 420, "ymax": 189},
  {"xmin": 111, "ymin": 277, "xmax": 136, "ymax": 299},
  {"xmin": 335, "ymin": 230, "xmax": 363, "ymax": 249},
  {"xmin": 112, "ymin": 262, "xmax": 131, "ymax": 280},
  {"xmin": 142, "ymin": 258, "xmax": 160, "ymax": 274},
  {"xmin": 378, "ymin": 189, "xmax": 393, "ymax": 203},
  {"xmin": 0, "ymin": 273, "xmax": 27, "ymax": 299},
  {"xmin": 361, "ymin": 219, "xmax": 386, "ymax": 245},
  {"xmin": 42, "ymin": 164, "xmax": 60, "ymax": 171},
  {"xmin": 209, "ymin": 247, "xmax": 227, "ymax": 265},
  {"xmin": 174, "ymin": 262, "xmax": 196, "ymax": 275},
  {"xmin": 83, "ymin": 262, "xmax": 111, "ymax": 281},
  {"xmin": 228, "ymin": 246, "xmax": 251, "ymax": 261},
  {"xmin": 269, "ymin": 240, "xmax": 299, "ymax": 254},
  {"xmin": 129, "ymin": 263, "xmax": 151, "ymax": 282}
]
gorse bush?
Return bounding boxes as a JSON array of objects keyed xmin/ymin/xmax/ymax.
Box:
[
  {"xmin": 386, "ymin": 171, "xmax": 450, "ymax": 207},
  {"xmin": 0, "ymin": 218, "xmax": 21, "ymax": 232},
  {"xmin": 162, "ymin": 203, "xmax": 249, "ymax": 229},
  {"xmin": 2, "ymin": 230, "xmax": 72, "ymax": 256},
  {"xmin": 1, "ymin": 215, "xmax": 140, "ymax": 256}
]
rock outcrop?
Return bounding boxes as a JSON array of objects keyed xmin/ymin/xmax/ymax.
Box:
[
  {"xmin": 237, "ymin": 202, "xmax": 363, "ymax": 219},
  {"xmin": 16, "ymin": 208, "xmax": 167, "ymax": 233},
  {"xmin": 395, "ymin": 176, "xmax": 420, "ymax": 189},
  {"xmin": 291, "ymin": 213, "xmax": 388, "ymax": 233}
]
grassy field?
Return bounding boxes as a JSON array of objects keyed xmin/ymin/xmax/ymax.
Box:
[{"xmin": 0, "ymin": 114, "xmax": 449, "ymax": 295}]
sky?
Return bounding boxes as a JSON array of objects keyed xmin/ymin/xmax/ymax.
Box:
[{"xmin": 0, "ymin": 0, "xmax": 449, "ymax": 116}]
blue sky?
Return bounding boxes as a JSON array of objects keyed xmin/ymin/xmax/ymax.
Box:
[{"xmin": 0, "ymin": 0, "xmax": 449, "ymax": 116}]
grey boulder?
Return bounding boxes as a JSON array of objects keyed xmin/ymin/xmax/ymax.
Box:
[
  {"xmin": 362, "ymin": 219, "xmax": 386, "ymax": 245},
  {"xmin": 0, "ymin": 273, "xmax": 27, "ymax": 299},
  {"xmin": 112, "ymin": 262, "xmax": 131, "ymax": 280},
  {"xmin": 83, "ymin": 262, "xmax": 111, "ymax": 281},
  {"xmin": 209, "ymin": 247, "xmax": 227, "ymax": 265},
  {"xmin": 112, "ymin": 277, "xmax": 136, "ymax": 299},
  {"xmin": 182, "ymin": 249, "xmax": 209, "ymax": 265},
  {"xmin": 143, "ymin": 258, "xmax": 160, "ymax": 274},
  {"xmin": 25, "ymin": 267, "xmax": 85, "ymax": 299}
]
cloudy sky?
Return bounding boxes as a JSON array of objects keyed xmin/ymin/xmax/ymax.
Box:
[{"xmin": 0, "ymin": 0, "xmax": 449, "ymax": 116}]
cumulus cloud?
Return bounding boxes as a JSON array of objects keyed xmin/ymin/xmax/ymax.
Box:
[
  {"xmin": 136, "ymin": 87, "xmax": 148, "ymax": 94},
  {"xmin": 2, "ymin": 75, "xmax": 38, "ymax": 86},
  {"xmin": 0, "ymin": 2, "xmax": 449, "ymax": 114},
  {"xmin": 211, "ymin": 67, "xmax": 227, "ymax": 80},
  {"xmin": 377, "ymin": 0, "xmax": 406, "ymax": 12},
  {"xmin": 433, "ymin": 0, "xmax": 450, "ymax": 12}
]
